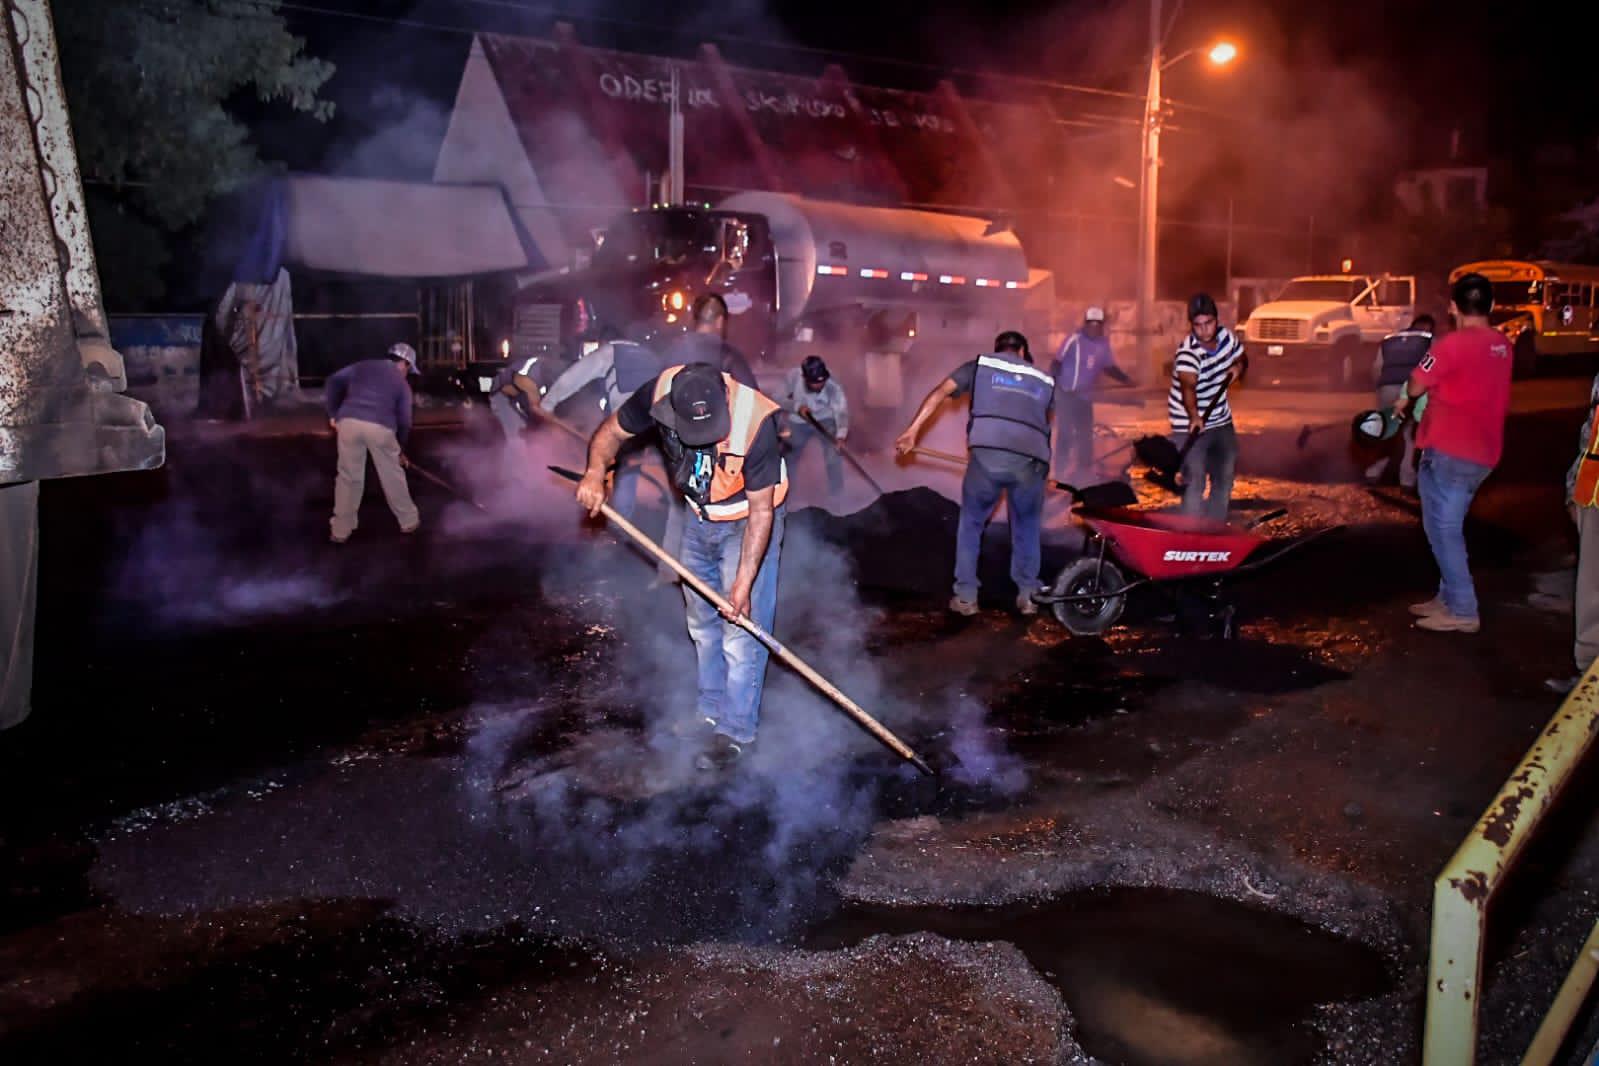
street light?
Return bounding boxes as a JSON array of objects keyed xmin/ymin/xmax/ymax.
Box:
[{"xmin": 1134, "ymin": 3, "xmax": 1239, "ymax": 381}]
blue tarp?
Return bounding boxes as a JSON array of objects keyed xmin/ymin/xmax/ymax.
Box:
[{"xmin": 233, "ymin": 179, "xmax": 289, "ymax": 284}]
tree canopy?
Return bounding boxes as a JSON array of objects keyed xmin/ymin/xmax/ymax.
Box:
[{"xmin": 53, "ymin": 0, "xmax": 334, "ymax": 309}]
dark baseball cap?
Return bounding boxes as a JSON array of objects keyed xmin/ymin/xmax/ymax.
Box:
[{"xmin": 650, "ymin": 362, "xmax": 729, "ymax": 447}]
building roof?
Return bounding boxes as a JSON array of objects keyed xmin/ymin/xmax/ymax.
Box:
[{"xmin": 448, "ymin": 31, "xmax": 1058, "ymax": 260}]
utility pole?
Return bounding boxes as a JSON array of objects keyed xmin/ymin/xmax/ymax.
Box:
[
  {"xmin": 667, "ymin": 65, "xmax": 685, "ymax": 206},
  {"xmin": 1225, "ymin": 197, "xmax": 1234, "ymax": 298},
  {"xmin": 1135, "ymin": 0, "xmax": 1163, "ymax": 384}
]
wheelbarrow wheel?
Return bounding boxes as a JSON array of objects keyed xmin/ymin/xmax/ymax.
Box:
[{"xmin": 1049, "ymin": 557, "xmax": 1127, "ymax": 636}]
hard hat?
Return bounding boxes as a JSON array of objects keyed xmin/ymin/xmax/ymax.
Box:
[
  {"xmin": 387, "ymin": 342, "xmax": 419, "ymax": 373},
  {"xmin": 1084, "ymin": 306, "xmax": 1106, "ymax": 323}
]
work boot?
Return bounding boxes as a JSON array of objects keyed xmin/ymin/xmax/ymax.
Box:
[
  {"xmin": 670, "ymin": 714, "xmax": 717, "ymax": 740},
  {"xmin": 695, "ymin": 734, "xmax": 746, "ymax": 772},
  {"xmin": 1415, "ymin": 610, "xmax": 1480, "ymax": 634},
  {"xmin": 1016, "ymin": 590, "xmax": 1039, "ymax": 617},
  {"xmin": 1408, "ymin": 596, "xmax": 1447, "ymax": 617},
  {"xmin": 948, "ymin": 595, "xmax": 979, "ymax": 617}
]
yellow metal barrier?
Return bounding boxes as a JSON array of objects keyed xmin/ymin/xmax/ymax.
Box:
[
  {"xmin": 1522, "ymin": 919, "xmax": 1599, "ymax": 1066},
  {"xmin": 1424, "ymin": 661, "xmax": 1599, "ymax": 1065}
]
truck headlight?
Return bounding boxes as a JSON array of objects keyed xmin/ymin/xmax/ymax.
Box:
[{"xmin": 662, "ymin": 290, "xmax": 687, "ymax": 312}]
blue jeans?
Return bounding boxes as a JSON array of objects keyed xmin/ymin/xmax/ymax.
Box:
[
  {"xmin": 1053, "ymin": 394, "xmax": 1095, "ymax": 482},
  {"xmin": 786, "ymin": 418, "xmax": 844, "ymax": 496},
  {"xmin": 954, "ymin": 450, "xmax": 1046, "ymax": 602},
  {"xmin": 1418, "ymin": 449, "xmax": 1492, "ymax": 619},
  {"xmin": 610, "ymin": 439, "xmax": 647, "ymax": 520},
  {"xmin": 1177, "ymin": 423, "xmax": 1238, "ymax": 522},
  {"xmin": 679, "ymin": 506, "xmax": 785, "ymax": 744}
]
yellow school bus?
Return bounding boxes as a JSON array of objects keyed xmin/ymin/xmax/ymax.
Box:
[{"xmin": 1450, "ymin": 260, "xmax": 1599, "ymax": 374}]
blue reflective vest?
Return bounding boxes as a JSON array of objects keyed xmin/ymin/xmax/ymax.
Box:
[
  {"xmin": 967, "ymin": 353, "xmax": 1055, "ymax": 463},
  {"xmin": 608, "ymin": 340, "xmax": 662, "ymax": 399},
  {"xmin": 1376, "ymin": 330, "xmax": 1432, "ymax": 387}
]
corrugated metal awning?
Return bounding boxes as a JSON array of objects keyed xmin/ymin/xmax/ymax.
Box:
[{"xmin": 282, "ymin": 176, "xmax": 530, "ymax": 278}]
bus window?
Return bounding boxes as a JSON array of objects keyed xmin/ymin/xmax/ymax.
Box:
[{"xmin": 1491, "ymin": 280, "xmax": 1542, "ymax": 308}]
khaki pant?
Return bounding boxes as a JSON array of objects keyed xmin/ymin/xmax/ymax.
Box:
[
  {"xmin": 331, "ymin": 418, "xmax": 418, "ymax": 540},
  {"xmin": 1577, "ymin": 506, "xmax": 1599, "ymax": 670}
]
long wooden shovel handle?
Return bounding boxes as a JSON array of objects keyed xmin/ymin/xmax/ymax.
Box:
[
  {"xmin": 910, "ymin": 445, "xmax": 969, "ymax": 467},
  {"xmin": 549, "ymin": 466, "xmax": 933, "ymax": 776},
  {"xmin": 404, "ymin": 458, "xmax": 489, "ymax": 513},
  {"xmin": 800, "ymin": 409, "xmax": 885, "ymax": 496},
  {"xmin": 529, "ymin": 403, "xmax": 671, "ymax": 499},
  {"xmin": 909, "ymin": 446, "xmax": 1092, "ymax": 498}
]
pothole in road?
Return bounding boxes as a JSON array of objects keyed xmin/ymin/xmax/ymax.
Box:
[{"xmin": 807, "ymin": 886, "xmax": 1390, "ymax": 1066}]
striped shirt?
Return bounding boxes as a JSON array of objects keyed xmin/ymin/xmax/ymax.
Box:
[{"xmin": 1167, "ymin": 326, "xmax": 1243, "ymax": 432}]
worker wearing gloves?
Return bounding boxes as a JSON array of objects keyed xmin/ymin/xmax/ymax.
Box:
[
  {"xmin": 326, "ymin": 342, "xmax": 420, "ymax": 543},
  {"xmin": 487, "ymin": 348, "xmax": 543, "ymax": 487},
  {"xmin": 780, "ymin": 356, "xmax": 850, "ymax": 498},
  {"xmin": 1051, "ymin": 306, "xmax": 1132, "ymax": 486},
  {"xmin": 537, "ymin": 326, "xmax": 663, "ymax": 518},
  {"xmin": 895, "ymin": 331, "xmax": 1053, "ymax": 618},
  {"xmin": 1167, "ymin": 293, "xmax": 1244, "ymax": 521},
  {"xmin": 577, "ymin": 362, "xmax": 788, "ymax": 771},
  {"xmin": 1366, "ymin": 314, "xmax": 1435, "ymax": 489}
]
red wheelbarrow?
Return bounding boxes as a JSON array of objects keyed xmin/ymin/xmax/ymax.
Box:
[{"xmin": 1036, "ymin": 502, "xmax": 1338, "ymax": 636}]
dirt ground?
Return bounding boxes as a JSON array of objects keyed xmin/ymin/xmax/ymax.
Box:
[{"xmin": 3, "ymin": 378, "xmax": 1599, "ymax": 1064}]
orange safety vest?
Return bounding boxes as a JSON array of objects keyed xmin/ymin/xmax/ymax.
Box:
[
  {"xmin": 1576, "ymin": 405, "xmax": 1599, "ymax": 508},
  {"xmin": 653, "ymin": 366, "xmax": 789, "ymax": 521}
]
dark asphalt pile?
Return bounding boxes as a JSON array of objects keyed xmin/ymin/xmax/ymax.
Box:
[
  {"xmin": 791, "ymin": 486, "xmax": 1075, "ymax": 603},
  {"xmin": 790, "ymin": 487, "xmax": 960, "ymax": 597}
]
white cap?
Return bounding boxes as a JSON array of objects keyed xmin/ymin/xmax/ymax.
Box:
[
  {"xmin": 387, "ymin": 342, "xmax": 419, "ymax": 372},
  {"xmin": 1084, "ymin": 306, "xmax": 1106, "ymax": 322}
]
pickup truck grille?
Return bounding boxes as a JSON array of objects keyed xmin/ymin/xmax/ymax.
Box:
[{"xmin": 1251, "ymin": 318, "xmax": 1305, "ymax": 342}]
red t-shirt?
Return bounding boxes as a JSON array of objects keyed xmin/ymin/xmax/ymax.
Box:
[{"xmin": 1412, "ymin": 326, "xmax": 1513, "ymax": 467}]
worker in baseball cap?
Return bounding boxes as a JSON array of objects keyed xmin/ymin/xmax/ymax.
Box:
[
  {"xmin": 324, "ymin": 342, "xmax": 420, "ymax": 543},
  {"xmin": 1050, "ymin": 306, "xmax": 1132, "ymax": 487},
  {"xmin": 779, "ymin": 355, "xmax": 850, "ymax": 498},
  {"xmin": 577, "ymin": 361, "xmax": 789, "ymax": 771}
]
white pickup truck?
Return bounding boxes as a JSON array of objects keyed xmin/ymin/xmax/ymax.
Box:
[{"xmin": 1239, "ymin": 274, "xmax": 1416, "ymax": 388}]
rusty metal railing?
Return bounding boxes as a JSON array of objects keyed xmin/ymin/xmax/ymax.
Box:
[{"xmin": 1423, "ymin": 662, "xmax": 1599, "ymax": 1065}]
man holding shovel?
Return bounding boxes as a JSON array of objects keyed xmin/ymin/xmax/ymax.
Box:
[
  {"xmin": 1051, "ymin": 306, "xmax": 1133, "ymax": 486},
  {"xmin": 536, "ymin": 324, "xmax": 662, "ymax": 519},
  {"xmin": 895, "ymin": 330, "xmax": 1054, "ymax": 618},
  {"xmin": 577, "ymin": 363, "xmax": 788, "ymax": 770},
  {"xmin": 779, "ymin": 356, "xmax": 850, "ymax": 499},
  {"xmin": 1167, "ymin": 294, "xmax": 1245, "ymax": 521},
  {"xmin": 326, "ymin": 342, "xmax": 421, "ymax": 543}
]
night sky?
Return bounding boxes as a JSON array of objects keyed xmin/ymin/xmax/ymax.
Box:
[{"xmin": 262, "ymin": 0, "xmax": 1599, "ymax": 180}]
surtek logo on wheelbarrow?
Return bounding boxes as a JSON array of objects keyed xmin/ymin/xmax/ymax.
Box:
[{"xmin": 1162, "ymin": 549, "xmax": 1232, "ymax": 562}]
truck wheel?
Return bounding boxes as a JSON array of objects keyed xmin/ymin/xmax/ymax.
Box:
[
  {"xmin": 1328, "ymin": 338, "xmax": 1361, "ymax": 390},
  {"xmin": 1514, "ymin": 332, "xmax": 1539, "ymax": 378},
  {"xmin": 1049, "ymin": 558, "xmax": 1127, "ymax": 636}
]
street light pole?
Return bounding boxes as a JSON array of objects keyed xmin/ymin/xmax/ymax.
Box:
[{"xmin": 1136, "ymin": 0, "xmax": 1163, "ymax": 384}]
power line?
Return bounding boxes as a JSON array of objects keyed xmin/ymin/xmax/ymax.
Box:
[{"xmin": 268, "ymin": 0, "xmax": 1245, "ymax": 121}]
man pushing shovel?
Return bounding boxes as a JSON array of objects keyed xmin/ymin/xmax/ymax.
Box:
[{"xmin": 576, "ymin": 362, "xmax": 789, "ymax": 771}]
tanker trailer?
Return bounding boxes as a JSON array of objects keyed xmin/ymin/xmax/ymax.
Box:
[{"xmin": 505, "ymin": 194, "xmax": 1052, "ymax": 442}]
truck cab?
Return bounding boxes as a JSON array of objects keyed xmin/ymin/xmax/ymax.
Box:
[{"xmin": 1240, "ymin": 273, "xmax": 1415, "ymax": 388}]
